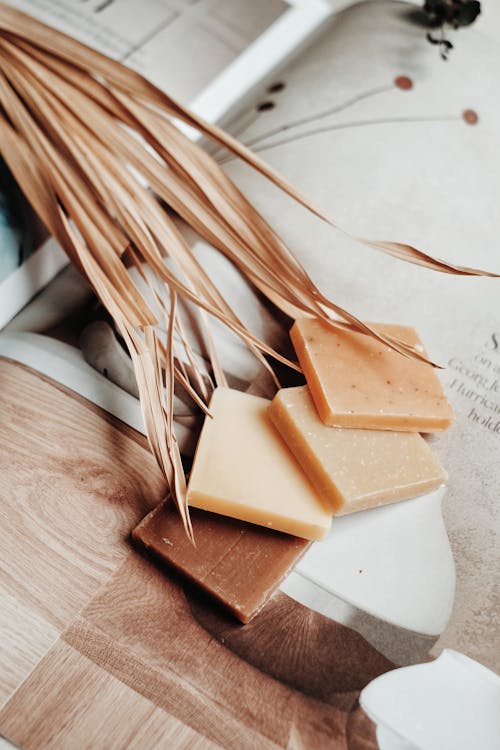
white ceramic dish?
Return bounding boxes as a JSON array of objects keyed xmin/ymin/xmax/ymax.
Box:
[
  {"xmin": 0, "ymin": 332, "xmax": 456, "ymax": 637},
  {"xmin": 360, "ymin": 649, "xmax": 500, "ymax": 750},
  {"xmin": 292, "ymin": 486, "xmax": 455, "ymax": 636}
]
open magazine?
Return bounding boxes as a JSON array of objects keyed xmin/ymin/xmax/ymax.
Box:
[
  {"xmin": 0, "ymin": 0, "xmax": 498, "ymax": 675},
  {"xmin": 0, "ymin": 0, "xmax": 332, "ymax": 327}
]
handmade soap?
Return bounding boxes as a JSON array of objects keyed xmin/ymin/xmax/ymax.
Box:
[
  {"xmin": 269, "ymin": 386, "xmax": 447, "ymax": 515},
  {"xmin": 132, "ymin": 502, "xmax": 310, "ymax": 623},
  {"xmin": 186, "ymin": 388, "xmax": 332, "ymax": 540},
  {"xmin": 291, "ymin": 318, "xmax": 454, "ymax": 432}
]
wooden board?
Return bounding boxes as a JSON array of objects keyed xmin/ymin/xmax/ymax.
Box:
[{"xmin": 0, "ymin": 358, "xmax": 388, "ymax": 749}]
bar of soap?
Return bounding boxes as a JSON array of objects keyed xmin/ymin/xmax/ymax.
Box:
[
  {"xmin": 268, "ymin": 386, "xmax": 447, "ymax": 515},
  {"xmin": 187, "ymin": 388, "xmax": 332, "ymax": 541},
  {"xmin": 291, "ymin": 318, "xmax": 454, "ymax": 432},
  {"xmin": 132, "ymin": 503, "xmax": 310, "ymax": 623}
]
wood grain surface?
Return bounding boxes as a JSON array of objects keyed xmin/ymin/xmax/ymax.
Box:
[
  {"xmin": 0, "ymin": 358, "xmax": 166, "ymax": 705},
  {"xmin": 0, "ymin": 358, "xmax": 385, "ymax": 749}
]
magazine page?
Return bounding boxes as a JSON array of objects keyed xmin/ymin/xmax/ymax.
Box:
[
  {"xmin": 1, "ymin": 0, "xmax": 498, "ymax": 671},
  {"xmin": 0, "ymin": 6, "xmax": 499, "ymax": 746},
  {"xmin": 4, "ymin": 0, "xmax": 286, "ymax": 98},
  {"xmin": 218, "ymin": 1, "xmax": 500, "ymax": 668}
]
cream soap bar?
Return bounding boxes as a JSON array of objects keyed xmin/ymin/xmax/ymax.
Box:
[
  {"xmin": 187, "ymin": 388, "xmax": 331, "ymax": 541},
  {"xmin": 268, "ymin": 386, "xmax": 447, "ymax": 515},
  {"xmin": 291, "ymin": 318, "xmax": 454, "ymax": 432}
]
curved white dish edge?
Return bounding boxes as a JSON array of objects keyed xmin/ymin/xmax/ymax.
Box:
[
  {"xmin": 360, "ymin": 649, "xmax": 500, "ymax": 750},
  {"xmin": 0, "ymin": 331, "xmax": 455, "ymax": 636},
  {"xmin": 292, "ymin": 486, "xmax": 455, "ymax": 636}
]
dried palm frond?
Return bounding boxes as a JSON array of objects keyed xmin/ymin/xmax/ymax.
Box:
[{"xmin": 0, "ymin": 4, "xmax": 495, "ymax": 538}]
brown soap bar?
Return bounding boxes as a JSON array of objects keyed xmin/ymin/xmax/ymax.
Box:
[{"xmin": 132, "ymin": 503, "xmax": 310, "ymax": 623}]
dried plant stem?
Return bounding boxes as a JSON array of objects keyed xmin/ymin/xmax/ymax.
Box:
[{"xmin": 0, "ymin": 4, "xmax": 495, "ymax": 537}]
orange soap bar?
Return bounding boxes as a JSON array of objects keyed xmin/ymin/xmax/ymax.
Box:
[
  {"xmin": 268, "ymin": 386, "xmax": 447, "ymax": 515},
  {"xmin": 291, "ymin": 318, "xmax": 454, "ymax": 432},
  {"xmin": 187, "ymin": 388, "xmax": 332, "ymax": 541}
]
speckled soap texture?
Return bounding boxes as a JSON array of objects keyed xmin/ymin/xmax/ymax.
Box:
[
  {"xmin": 269, "ymin": 385, "xmax": 447, "ymax": 515},
  {"xmin": 291, "ymin": 318, "xmax": 454, "ymax": 432}
]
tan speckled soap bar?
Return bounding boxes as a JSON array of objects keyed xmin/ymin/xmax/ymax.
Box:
[
  {"xmin": 291, "ymin": 318, "xmax": 454, "ymax": 432},
  {"xmin": 268, "ymin": 386, "xmax": 447, "ymax": 515}
]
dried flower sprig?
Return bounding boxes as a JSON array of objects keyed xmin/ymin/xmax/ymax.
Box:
[
  {"xmin": 0, "ymin": 4, "xmax": 495, "ymax": 538},
  {"xmin": 413, "ymin": 0, "xmax": 481, "ymax": 59}
]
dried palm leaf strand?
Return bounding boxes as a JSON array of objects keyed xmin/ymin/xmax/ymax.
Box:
[
  {"xmin": 0, "ymin": 72, "xmax": 190, "ymax": 531},
  {"xmin": 0, "ymin": 4, "xmax": 495, "ymax": 284},
  {"xmin": 0, "ymin": 4, "xmax": 496, "ymax": 536},
  {"xmin": 5, "ymin": 40, "xmax": 361, "ymax": 352},
  {"xmin": 1, "ymin": 38, "xmax": 292, "ymax": 392},
  {"xmin": 25, "ymin": 50, "xmax": 336, "ymax": 374},
  {"xmin": 3, "ymin": 37, "xmax": 310, "ymax": 328},
  {"xmin": 0, "ymin": 52, "xmax": 304, "ymax": 376},
  {"xmin": 3, "ymin": 4, "xmax": 491, "ymax": 280},
  {"xmin": 4, "ymin": 41, "xmax": 318, "ymax": 350},
  {"xmin": 0, "ymin": 47, "xmax": 454, "ymax": 496},
  {"xmin": 0, "ymin": 61, "xmax": 155, "ymax": 331}
]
